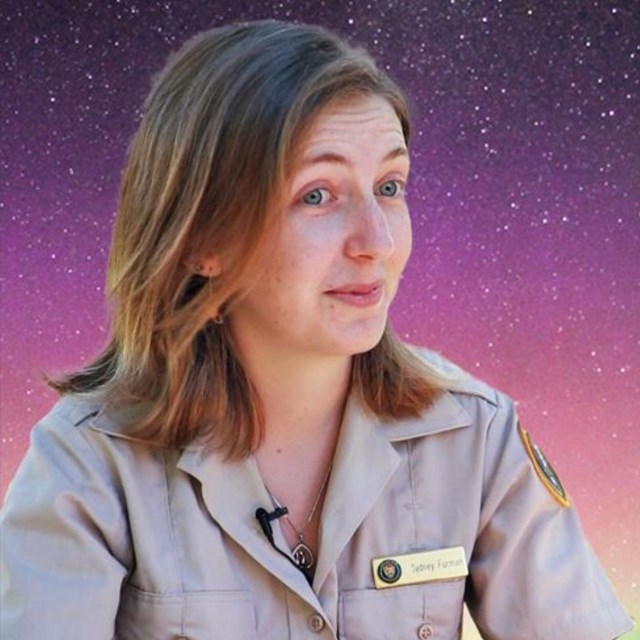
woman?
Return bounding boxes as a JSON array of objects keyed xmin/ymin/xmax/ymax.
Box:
[{"xmin": 0, "ymin": 20, "xmax": 632, "ymax": 640}]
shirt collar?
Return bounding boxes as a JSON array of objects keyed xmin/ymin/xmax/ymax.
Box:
[
  {"xmin": 87, "ymin": 385, "xmax": 473, "ymax": 444},
  {"xmin": 377, "ymin": 390, "xmax": 473, "ymax": 442}
]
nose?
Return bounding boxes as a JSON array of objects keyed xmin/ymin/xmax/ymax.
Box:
[{"xmin": 344, "ymin": 195, "xmax": 395, "ymax": 261}]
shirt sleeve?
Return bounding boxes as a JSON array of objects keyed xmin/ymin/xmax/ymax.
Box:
[
  {"xmin": 465, "ymin": 393, "xmax": 634, "ymax": 640},
  {"xmin": 1, "ymin": 403, "xmax": 130, "ymax": 639}
]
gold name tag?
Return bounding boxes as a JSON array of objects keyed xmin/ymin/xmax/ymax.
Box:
[{"xmin": 372, "ymin": 546, "xmax": 468, "ymax": 589}]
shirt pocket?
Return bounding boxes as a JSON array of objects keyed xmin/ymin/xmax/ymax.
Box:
[
  {"xmin": 339, "ymin": 579, "xmax": 465, "ymax": 640},
  {"xmin": 116, "ymin": 583, "xmax": 258, "ymax": 640}
]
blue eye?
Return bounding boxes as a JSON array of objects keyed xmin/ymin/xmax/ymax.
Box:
[
  {"xmin": 302, "ymin": 188, "xmax": 331, "ymax": 205},
  {"xmin": 378, "ymin": 180, "xmax": 402, "ymax": 197}
]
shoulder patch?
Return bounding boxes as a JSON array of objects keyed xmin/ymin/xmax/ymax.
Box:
[{"xmin": 518, "ymin": 422, "xmax": 570, "ymax": 508}]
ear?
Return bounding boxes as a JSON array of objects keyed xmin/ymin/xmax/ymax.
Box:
[{"xmin": 188, "ymin": 254, "xmax": 223, "ymax": 278}]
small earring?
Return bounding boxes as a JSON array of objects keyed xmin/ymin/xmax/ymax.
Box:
[
  {"xmin": 194, "ymin": 263, "xmax": 217, "ymax": 278},
  {"xmin": 213, "ymin": 314, "xmax": 224, "ymax": 325}
]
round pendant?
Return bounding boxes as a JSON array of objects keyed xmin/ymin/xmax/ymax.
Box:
[{"xmin": 292, "ymin": 542, "xmax": 315, "ymax": 569}]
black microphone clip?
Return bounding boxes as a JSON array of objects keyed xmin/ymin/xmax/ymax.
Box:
[{"xmin": 255, "ymin": 506, "xmax": 289, "ymax": 542}]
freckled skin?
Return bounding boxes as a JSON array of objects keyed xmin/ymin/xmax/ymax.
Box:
[{"xmin": 226, "ymin": 94, "xmax": 412, "ymax": 361}]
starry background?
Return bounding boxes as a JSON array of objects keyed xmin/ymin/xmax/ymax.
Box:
[{"xmin": 1, "ymin": 0, "xmax": 638, "ymax": 634}]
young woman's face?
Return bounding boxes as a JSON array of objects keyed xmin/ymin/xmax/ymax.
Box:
[{"xmin": 227, "ymin": 94, "xmax": 412, "ymax": 361}]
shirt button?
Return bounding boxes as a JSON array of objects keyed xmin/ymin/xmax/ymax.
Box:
[
  {"xmin": 417, "ymin": 623, "xmax": 433, "ymax": 639},
  {"xmin": 308, "ymin": 613, "xmax": 326, "ymax": 633}
]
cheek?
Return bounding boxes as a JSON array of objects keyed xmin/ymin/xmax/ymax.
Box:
[
  {"xmin": 256, "ymin": 242, "xmax": 317, "ymax": 298},
  {"xmin": 282, "ymin": 220, "xmax": 339, "ymax": 269},
  {"xmin": 391, "ymin": 211, "xmax": 413, "ymax": 269}
]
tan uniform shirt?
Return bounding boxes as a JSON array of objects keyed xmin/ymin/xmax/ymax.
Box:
[{"xmin": 1, "ymin": 351, "xmax": 633, "ymax": 639}]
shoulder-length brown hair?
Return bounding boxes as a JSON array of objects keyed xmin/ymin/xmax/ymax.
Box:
[{"xmin": 51, "ymin": 20, "xmax": 444, "ymax": 458}]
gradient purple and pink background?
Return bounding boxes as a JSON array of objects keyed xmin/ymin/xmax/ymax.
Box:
[{"xmin": 1, "ymin": 1, "xmax": 638, "ymax": 635}]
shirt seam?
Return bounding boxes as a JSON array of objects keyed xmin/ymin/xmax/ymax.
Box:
[
  {"xmin": 475, "ymin": 397, "xmax": 502, "ymax": 540},
  {"xmin": 162, "ymin": 450, "xmax": 188, "ymax": 635}
]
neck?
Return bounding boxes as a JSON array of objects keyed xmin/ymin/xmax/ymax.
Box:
[
  {"xmin": 264, "ymin": 356, "xmax": 350, "ymax": 445},
  {"xmin": 233, "ymin": 343, "xmax": 352, "ymax": 447}
]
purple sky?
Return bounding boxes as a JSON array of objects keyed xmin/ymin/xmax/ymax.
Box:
[{"xmin": 1, "ymin": 0, "xmax": 639, "ymax": 624}]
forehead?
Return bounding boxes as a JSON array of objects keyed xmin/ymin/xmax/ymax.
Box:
[{"xmin": 297, "ymin": 94, "xmax": 406, "ymax": 158}]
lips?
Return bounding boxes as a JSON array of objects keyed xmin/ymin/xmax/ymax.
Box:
[{"xmin": 325, "ymin": 281, "xmax": 384, "ymax": 307}]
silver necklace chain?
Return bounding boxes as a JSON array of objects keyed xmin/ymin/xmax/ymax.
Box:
[{"xmin": 267, "ymin": 465, "xmax": 332, "ymax": 571}]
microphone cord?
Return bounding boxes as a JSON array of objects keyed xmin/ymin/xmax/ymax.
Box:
[{"xmin": 255, "ymin": 507, "xmax": 313, "ymax": 584}]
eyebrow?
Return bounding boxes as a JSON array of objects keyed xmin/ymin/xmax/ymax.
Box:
[{"xmin": 300, "ymin": 146, "xmax": 409, "ymax": 167}]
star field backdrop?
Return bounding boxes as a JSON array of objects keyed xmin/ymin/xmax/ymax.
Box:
[{"xmin": 1, "ymin": 0, "xmax": 639, "ymax": 634}]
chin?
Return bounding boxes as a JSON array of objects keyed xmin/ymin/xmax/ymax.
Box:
[{"xmin": 339, "ymin": 324, "xmax": 387, "ymax": 356}]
